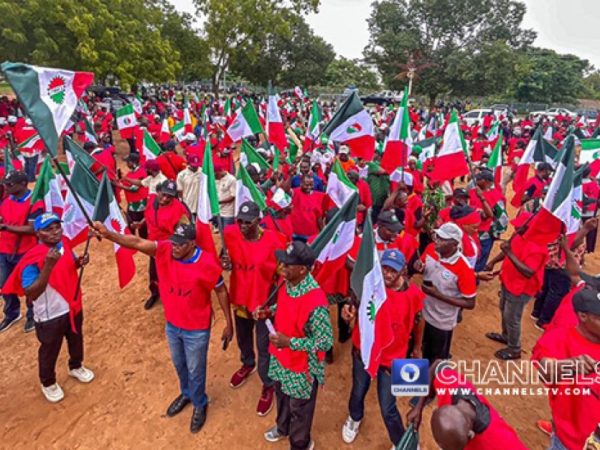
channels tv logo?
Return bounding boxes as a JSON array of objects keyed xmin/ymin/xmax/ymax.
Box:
[{"xmin": 391, "ymin": 359, "xmax": 429, "ymax": 396}]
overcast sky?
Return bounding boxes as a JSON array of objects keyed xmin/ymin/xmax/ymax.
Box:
[{"xmin": 171, "ymin": 0, "xmax": 600, "ymax": 69}]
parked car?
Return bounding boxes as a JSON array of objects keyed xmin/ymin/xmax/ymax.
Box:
[
  {"xmin": 490, "ymin": 103, "xmax": 509, "ymax": 116},
  {"xmin": 530, "ymin": 107, "xmax": 577, "ymax": 119},
  {"xmin": 462, "ymin": 108, "xmax": 493, "ymax": 126},
  {"xmin": 361, "ymin": 90, "xmax": 403, "ymax": 106}
]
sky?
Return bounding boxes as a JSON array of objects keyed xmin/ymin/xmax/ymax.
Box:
[{"xmin": 170, "ymin": 0, "xmax": 600, "ymax": 69}]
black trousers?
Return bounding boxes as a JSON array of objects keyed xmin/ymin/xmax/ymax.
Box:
[
  {"xmin": 533, "ymin": 268, "xmax": 571, "ymax": 325},
  {"xmin": 275, "ymin": 380, "xmax": 319, "ymax": 450},
  {"xmin": 148, "ymin": 257, "xmax": 159, "ymax": 297},
  {"xmin": 35, "ymin": 312, "xmax": 84, "ymax": 387},
  {"xmin": 583, "ymin": 217, "xmax": 598, "ymax": 253},
  {"xmin": 126, "ymin": 210, "xmax": 147, "ymax": 239},
  {"xmin": 422, "ymin": 321, "xmax": 454, "ymax": 365},
  {"xmin": 234, "ymin": 314, "xmax": 273, "ymax": 387}
]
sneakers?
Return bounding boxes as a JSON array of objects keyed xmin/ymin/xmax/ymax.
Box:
[
  {"xmin": 41, "ymin": 383, "xmax": 65, "ymax": 403},
  {"xmin": 342, "ymin": 416, "xmax": 361, "ymax": 443},
  {"xmin": 229, "ymin": 364, "xmax": 256, "ymax": 389},
  {"xmin": 536, "ymin": 419, "xmax": 552, "ymax": 436},
  {"xmin": 264, "ymin": 425, "xmax": 286, "ymax": 442},
  {"xmin": 24, "ymin": 317, "xmax": 35, "ymax": 333},
  {"xmin": 69, "ymin": 366, "xmax": 95, "ymax": 383},
  {"xmin": 0, "ymin": 314, "xmax": 22, "ymax": 333},
  {"xmin": 257, "ymin": 385, "xmax": 275, "ymax": 416}
]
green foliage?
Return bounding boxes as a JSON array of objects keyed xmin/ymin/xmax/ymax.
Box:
[
  {"xmin": 583, "ymin": 71, "xmax": 600, "ymax": 100},
  {"xmin": 364, "ymin": 0, "xmax": 535, "ymax": 104},
  {"xmin": 510, "ymin": 47, "xmax": 590, "ymax": 103},
  {"xmin": 324, "ymin": 57, "xmax": 380, "ymax": 91}
]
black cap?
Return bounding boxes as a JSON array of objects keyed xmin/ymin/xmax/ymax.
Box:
[
  {"xmin": 476, "ymin": 169, "xmax": 494, "ymax": 182},
  {"xmin": 537, "ymin": 162, "xmax": 553, "ymax": 172},
  {"xmin": 3, "ymin": 170, "xmax": 27, "ymax": 185},
  {"xmin": 572, "ymin": 286, "xmax": 600, "ymax": 315},
  {"xmin": 237, "ymin": 201, "xmax": 261, "ymax": 221},
  {"xmin": 450, "ymin": 204, "xmax": 476, "ymax": 220},
  {"xmin": 170, "ymin": 223, "xmax": 196, "ymax": 245},
  {"xmin": 275, "ymin": 241, "xmax": 316, "ymax": 267},
  {"xmin": 453, "ymin": 188, "xmax": 469, "ymax": 198},
  {"xmin": 165, "ymin": 139, "xmax": 177, "ymax": 151},
  {"xmin": 377, "ymin": 210, "xmax": 404, "ymax": 233},
  {"xmin": 124, "ymin": 153, "xmax": 140, "ymax": 163},
  {"xmin": 83, "ymin": 141, "xmax": 96, "ymax": 151},
  {"xmin": 160, "ymin": 180, "xmax": 178, "ymax": 197}
]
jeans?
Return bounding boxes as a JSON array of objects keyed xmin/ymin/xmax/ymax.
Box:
[
  {"xmin": 234, "ymin": 314, "xmax": 273, "ymax": 387},
  {"xmin": 475, "ymin": 236, "xmax": 494, "ymax": 273},
  {"xmin": 24, "ymin": 155, "xmax": 39, "ymax": 182},
  {"xmin": 165, "ymin": 322, "xmax": 210, "ymax": 408},
  {"xmin": 548, "ymin": 433, "xmax": 568, "ymax": 450},
  {"xmin": 500, "ymin": 285, "xmax": 532, "ymax": 351},
  {"xmin": 0, "ymin": 253, "xmax": 33, "ymax": 321},
  {"xmin": 533, "ymin": 268, "xmax": 571, "ymax": 325},
  {"xmin": 348, "ymin": 351, "xmax": 405, "ymax": 445}
]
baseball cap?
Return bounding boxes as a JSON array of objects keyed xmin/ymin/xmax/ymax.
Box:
[
  {"xmin": 160, "ymin": 180, "xmax": 178, "ymax": 197},
  {"xmin": 144, "ymin": 159, "xmax": 160, "ymax": 171},
  {"xmin": 377, "ymin": 210, "xmax": 404, "ymax": 233},
  {"xmin": 165, "ymin": 139, "xmax": 177, "ymax": 151},
  {"xmin": 187, "ymin": 154, "xmax": 201, "ymax": 168},
  {"xmin": 183, "ymin": 132, "xmax": 196, "ymax": 142},
  {"xmin": 434, "ymin": 222, "xmax": 463, "ymax": 242},
  {"xmin": 124, "ymin": 153, "xmax": 140, "ymax": 163},
  {"xmin": 170, "ymin": 223, "xmax": 196, "ymax": 245},
  {"xmin": 34, "ymin": 212, "xmax": 62, "ymax": 232},
  {"xmin": 537, "ymin": 162, "xmax": 553, "ymax": 172},
  {"xmin": 381, "ymin": 249, "xmax": 406, "ymax": 272},
  {"xmin": 237, "ymin": 201, "xmax": 261, "ymax": 222},
  {"xmin": 275, "ymin": 241, "xmax": 316, "ymax": 267},
  {"xmin": 7, "ymin": 115, "xmax": 17, "ymax": 124},
  {"xmin": 572, "ymin": 286, "xmax": 600, "ymax": 315},
  {"xmin": 339, "ymin": 145, "xmax": 350, "ymax": 155},
  {"xmin": 453, "ymin": 188, "xmax": 469, "ymax": 199},
  {"xmin": 476, "ymin": 169, "xmax": 494, "ymax": 182},
  {"xmin": 83, "ymin": 141, "xmax": 96, "ymax": 151},
  {"xmin": 394, "ymin": 170, "xmax": 414, "ymax": 187},
  {"xmin": 3, "ymin": 170, "xmax": 28, "ymax": 185}
]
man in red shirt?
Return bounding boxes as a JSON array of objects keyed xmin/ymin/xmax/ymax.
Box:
[
  {"xmin": 95, "ymin": 222, "xmax": 233, "ymax": 434},
  {"xmin": 0, "ymin": 170, "xmax": 43, "ymax": 333},
  {"xmin": 532, "ymin": 286, "xmax": 600, "ymax": 450},
  {"xmin": 157, "ymin": 140, "xmax": 187, "ymax": 180},
  {"xmin": 347, "ymin": 171, "xmax": 372, "ymax": 228},
  {"xmin": 222, "ymin": 201, "xmax": 287, "ymax": 416},
  {"xmin": 485, "ymin": 212, "xmax": 549, "ymax": 359},
  {"xmin": 511, "ymin": 162, "xmax": 552, "ymax": 207},
  {"xmin": 340, "ymin": 250, "xmax": 425, "ymax": 448},
  {"xmin": 115, "ymin": 153, "xmax": 149, "ymax": 238},
  {"xmin": 142, "ymin": 180, "xmax": 191, "ymax": 309},
  {"xmin": 289, "ymin": 174, "xmax": 326, "ymax": 240}
]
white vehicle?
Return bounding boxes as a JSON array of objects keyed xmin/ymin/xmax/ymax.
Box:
[
  {"xmin": 462, "ymin": 108, "xmax": 493, "ymax": 126},
  {"xmin": 530, "ymin": 107, "xmax": 577, "ymax": 119}
]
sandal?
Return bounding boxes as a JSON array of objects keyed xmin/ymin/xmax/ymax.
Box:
[
  {"xmin": 485, "ymin": 332, "xmax": 507, "ymax": 345},
  {"xmin": 495, "ymin": 347, "xmax": 521, "ymax": 360}
]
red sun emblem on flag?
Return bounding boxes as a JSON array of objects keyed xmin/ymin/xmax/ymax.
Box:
[
  {"xmin": 110, "ymin": 218, "xmax": 123, "ymax": 234},
  {"xmin": 47, "ymin": 76, "xmax": 67, "ymax": 105},
  {"xmin": 346, "ymin": 122, "xmax": 363, "ymax": 134}
]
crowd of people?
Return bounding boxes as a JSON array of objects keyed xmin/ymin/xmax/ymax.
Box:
[{"xmin": 1, "ymin": 89, "xmax": 600, "ymax": 450}]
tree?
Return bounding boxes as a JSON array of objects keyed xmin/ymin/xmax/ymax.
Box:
[
  {"xmin": 193, "ymin": 0, "xmax": 321, "ymax": 94},
  {"xmin": 0, "ymin": 0, "xmax": 180, "ymax": 87},
  {"xmin": 510, "ymin": 48, "xmax": 590, "ymax": 103},
  {"xmin": 364, "ymin": 0, "xmax": 536, "ymax": 105},
  {"xmin": 583, "ymin": 71, "xmax": 600, "ymax": 100},
  {"xmin": 324, "ymin": 57, "xmax": 380, "ymax": 91}
]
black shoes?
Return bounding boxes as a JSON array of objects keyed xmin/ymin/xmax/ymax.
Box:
[
  {"xmin": 166, "ymin": 395, "xmax": 191, "ymax": 417},
  {"xmin": 190, "ymin": 405, "xmax": 207, "ymax": 434},
  {"xmin": 0, "ymin": 314, "xmax": 22, "ymax": 333},
  {"xmin": 144, "ymin": 295, "xmax": 159, "ymax": 310},
  {"xmin": 24, "ymin": 317, "xmax": 35, "ymax": 333}
]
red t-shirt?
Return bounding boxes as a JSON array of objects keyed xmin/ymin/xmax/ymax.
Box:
[
  {"xmin": 123, "ymin": 166, "xmax": 149, "ymax": 204},
  {"xmin": 532, "ymin": 326, "xmax": 600, "ymax": 450},
  {"xmin": 356, "ymin": 179, "xmax": 373, "ymax": 226},
  {"xmin": 144, "ymin": 196, "xmax": 190, "ymax": 240},
  {"xmin": 290, "ymin": 188, "xmax": 326, "ymax": 236},
  {"xmin": 157, "ymin": 152, "xmax": 186, "ymax": 180},
  {"xmin": 155, "ymin": 242, "xmax": 222, "ymax": 330},
  {"xmin": 468, "ymin": 188, "xmax": 503, "ymax": 233},
  {"xmin": 223, "ymin": 226, "xmax": 286, "ymax": 312},
  {"xmin": 499, "ymin": 234, "xmax": 548, "ymax": 296}
]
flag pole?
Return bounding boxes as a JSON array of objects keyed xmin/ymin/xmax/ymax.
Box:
[{"xmin": 73, "ymin": 233, "xmax": 92, "ymax": 303}]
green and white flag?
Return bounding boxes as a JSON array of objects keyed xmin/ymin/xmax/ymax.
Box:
[
  {"xmin": 579, "ymin": 139, "xmax": 600, "ymax": 165},
  {"xmin": 223, "ymin": 101, "xmax": 264, "ymax": 147},
  {"xmin": 84, "ymin": 116, "xmax": 98, "ymax": 144},
  {"xmin": 116, "ymin": 103, "xmax": 136, "ymax": 139},
  {"xmin": 31, "ymin": 157, "xmax": 64, "ymax": 215},
  {"xmin": 131, "ymin": 93, "xmax": 143, "ymax": 115},
  {"xmin": 310, "ymin": 193, "xmax": 358, "ymax": 264},
  {"xmin": 139, "ymin": 129, "xmax": 161, "ymax": 161},
  {"xmin": 62, "ymin": 157, "xmax": 99, "ymax": 246},
  {"xmin": 1, "ymin": 62, "xmax": 94, "ymax": 156},
  {"xmin": 350, "ymin": 213, "xmax": 389, "ymax": 378},
  {"xmin": 171, "ymin": 120, "xmax": 186, "ymax": 141},
  {"xmin": 235, "ymin": 163, "xmax": 267, "ymax": 214},
  {"xmin": 486, "ymin": 131, "xmax": 504, "ymax": 187},
  {"xmin": 240, "ymin": 139, "xmax": 270, "ymax": 172},
  {"xmin": 326, "ymin": 159, "xmax": 358, "ymax": 208},
  {"xmin": 486, "ymin": 121, "xmax": 500, "ymax": 141},
  {"xmin": 3, "ymin": 147, "xmax": 15, "ymax": 173},
  {"xmin": 196, "ymin": 141, "xmax": 219, "ymax": 254}
]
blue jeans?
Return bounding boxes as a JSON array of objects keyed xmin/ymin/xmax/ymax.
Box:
[
  {"xmin": 24, "ymin": 155, "xmax": 39, "ymax": 182},
  {"xmin": 475, "ymin": 236, "xmax": 494, "ymax": 273},
  {"xmin": 348, "ymin": 351, "xmax": 405, "ymax": 445},
  {"xmin": 165, "ymin": 322, "xmax": 210, "ymax": 408},
  {"xmin": 0, "ymin": 253, "xmax": 33, "ymax": 322},
  {"xmin": 548, "ymin": 433, "xmax": 568, "ymax": 450}
]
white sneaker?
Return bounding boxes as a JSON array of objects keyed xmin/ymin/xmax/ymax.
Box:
[
  {"xmin": 307, "ymin": 440, "xmax": 315, "ymax": 450},
  {"xmin": 264, "ymin": 425, "xmax": 286, "ymax": 442},
  {"xmin": 342, "ymin": 416, "xmax": 361, "ymax": 443},
  {"xmin": 41, "ymin": 383, "xmax": 64, "ymax": 403},
  {"xmin": 69, "ymin": 366, "xmax": 95, "ymax": 383}
]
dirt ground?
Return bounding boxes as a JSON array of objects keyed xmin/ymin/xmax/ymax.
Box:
[{"xmin": 1, "ymin": 136, "xmax": 595, "ymax": 450}]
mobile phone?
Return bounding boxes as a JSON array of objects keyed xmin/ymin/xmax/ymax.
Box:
[{"xmin": 265, "ymin": 318, "xmax": 277, "ymax": 336}]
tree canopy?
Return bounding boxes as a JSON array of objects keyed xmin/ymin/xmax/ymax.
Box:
[{"xmin": 325, "ymin": 57, "xmax": 380, "ymax": 91}]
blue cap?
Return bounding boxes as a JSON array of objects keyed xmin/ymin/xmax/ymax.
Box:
[
  {"xmin": 34, "ymin": 212, "xmax": 62, "ymax": 231},
  {"xmin": 380, "ymin": 249, "xmax": 406, "ymax": 272}
]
